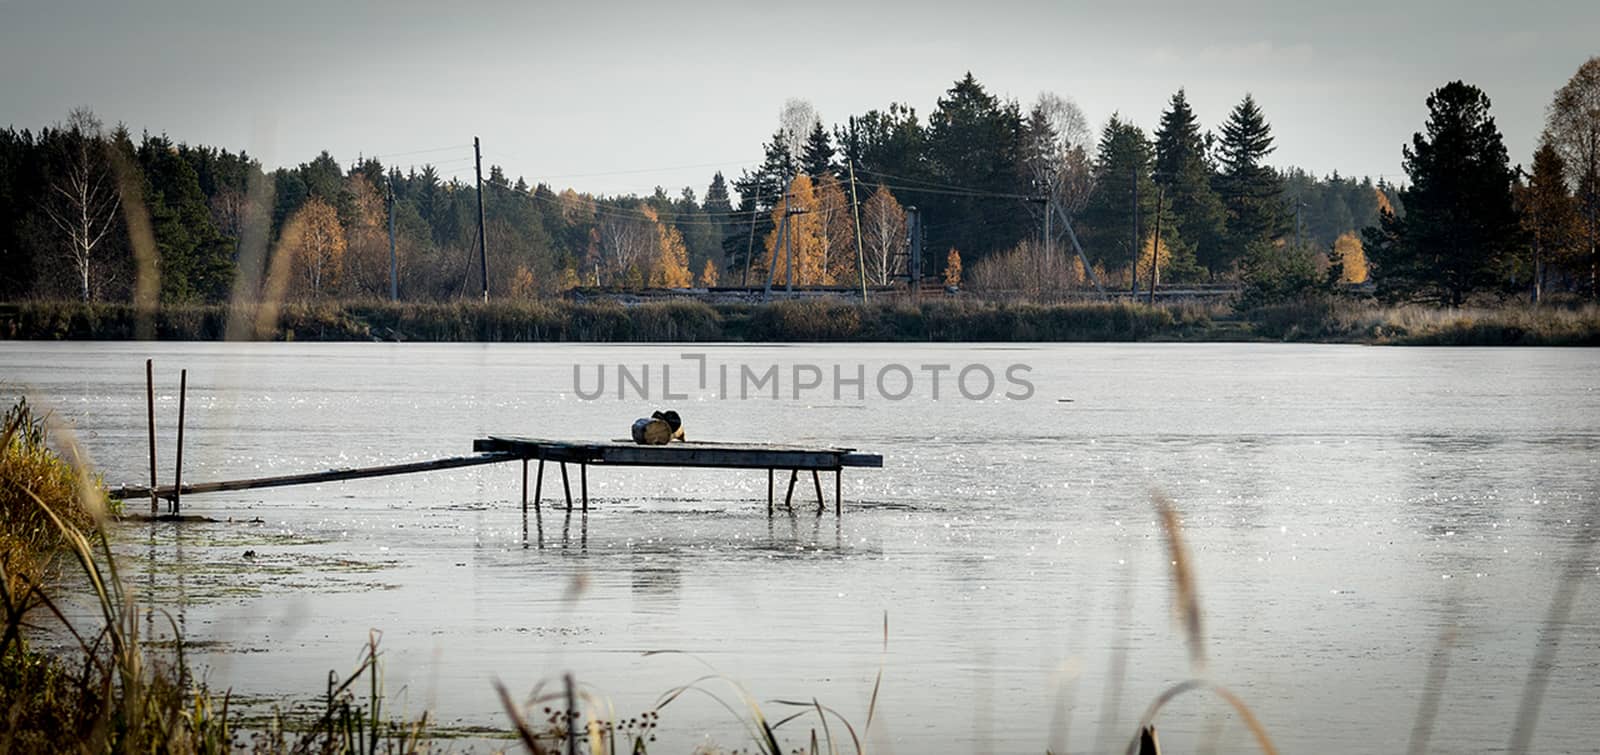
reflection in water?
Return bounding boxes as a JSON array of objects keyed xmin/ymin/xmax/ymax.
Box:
[
  {"xmin": 560, "ymin": 510, "xmax": 587, "ymax": 551},
  {"xmin": 630, "ymin": 566, "xmax": 682, "ymax": 610}
]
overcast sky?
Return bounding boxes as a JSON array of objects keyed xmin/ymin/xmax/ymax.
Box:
[{"xmin": 3, "ymin": 0, "xmax": 1596, "ymax": 199}]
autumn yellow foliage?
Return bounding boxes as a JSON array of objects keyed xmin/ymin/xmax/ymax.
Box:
[
  {"xmin": 1137, "ymin": 234, "xmax": 1173, "ymax": 283},
  {"xmin": 944, "ymin": 248, "xmax": 962, "ymax": 288},
  {"xmin": 762, "ymin": 174, "xmax": 863, "ymax": 287},
  {"xmin": 1332, "ymin": 231, "xmax": 1368, "ymax": 283}
]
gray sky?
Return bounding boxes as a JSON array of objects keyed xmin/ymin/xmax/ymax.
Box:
[{"xmin": 3, "ymin": 0, "xmax": 1596, "ymax": 198}]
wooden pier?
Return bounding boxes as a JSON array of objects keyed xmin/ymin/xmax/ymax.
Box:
[
  {"xmin": 473, "ymin": 436, "xmax": 883, "ymax": 516},
  {"xmin": 110, "ymin": 437, "xmax": 881, "ymax": 517}
]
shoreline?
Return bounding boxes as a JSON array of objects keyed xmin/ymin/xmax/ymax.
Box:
[{"xmin": 3, "ymin": 298, "xmax": 1598, "ymax": 346}]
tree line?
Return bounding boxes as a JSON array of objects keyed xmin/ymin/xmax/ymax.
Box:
[{"xmin": 2, "ymin": 61, "xmax": 1597, "ymax": 307}]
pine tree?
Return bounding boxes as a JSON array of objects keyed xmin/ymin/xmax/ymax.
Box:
[
  {"xmin": 1154, "ymin": 89, "xmax": 1227, "ymax": 277},
  {"xmin": 1365, "ymin": 81, "xmax": 1523, "ymax": 305},
  {"xmin": 1215, "ymin": 94, "xmax": 1285, "ymax": 269}
]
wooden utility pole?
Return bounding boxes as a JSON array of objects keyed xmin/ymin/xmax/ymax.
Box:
[
  {"xmin": 763, "ymin": 195, "xmax": 788, "ymax": 300},
  {"xmin": 785, "ymin": 191, "xmax": 794, "ymax": 293},
  {"xmin": 742, "ymin": 185, "xmax": 761, "ymax": 290},
  {"xmin": 474, "ymin": 136, "xmax": 488, "ymax": 302},
  {"xmin": 387, "ymin": 173, "xmax": 398, "ymax": 302},
  {"xmin": 907, "ymin": 206, "xmax": 922, "ymax": 300},
  {"xmin": 848, "ymin": 161, "xmax": 867, "ymax": 303},
  {"xmin": 1130, "ymin": 164, "xmax": 1140, "ymax": 295},
  {"xmin": 1148, "ymin": 184, "xmax": 1164, "ymax": 305}
]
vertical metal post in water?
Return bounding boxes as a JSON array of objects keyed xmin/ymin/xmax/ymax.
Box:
[
  {"xmin": 146, "ymin": 359, "xmax": 157, "ymax": 515},
  {"xmin": 174, "ymin": 368, "xmax": 187, "ymax": 515},
  {"xmin": 560, "ymin": 462, "xmax": 573, "ymax": 512},
  {"xmin": 534, "ymin": 457, "xmax": 545, "ymax": 515}
]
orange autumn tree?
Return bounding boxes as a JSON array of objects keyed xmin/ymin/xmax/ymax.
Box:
[
  {"xmin": 699, "ymin": 259, "xmax": 719, "ymax": 287},
  {"xmin": 812, "ymin": 174, "xmax": 858, "ymax": 285},
  {"xmin": 762, "ymin": 174, "xmax": 828, "ymax": 286},
  {"xmin": 646, "ymin": 206, "xmax": 692, "ymax": 288},
  {"xmin": 943, "ymin": 248, "xmax": 962, "ymax": 288},
  {"xmin": 1331, "ymin": 231, "xmax": 1368, "ymax": 283},
  {"xmin": 1137, "ymin": 234, "xmax": 1173, "ymax": 287}
]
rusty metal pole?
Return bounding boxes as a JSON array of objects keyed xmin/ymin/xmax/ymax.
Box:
[
  {"xmin": 146, "ymin": 359, "xmax": 157, "ymax": 515},
  {"xmin": 174, "ymin": 368, "xmax": 186, "ymax": 515}
]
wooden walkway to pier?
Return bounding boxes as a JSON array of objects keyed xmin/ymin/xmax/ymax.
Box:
[
  {"xmin": 110, "ymin": 437, "xmax": 882, "ymax": 517},
  {"xmin": 474, "ymin": 437, "xmax": 883, "ymax": 516}
]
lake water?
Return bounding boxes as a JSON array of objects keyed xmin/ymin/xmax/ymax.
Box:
[{"xmin": 4, "ymin": 342, "xmax": 1598, "ymax": 753}]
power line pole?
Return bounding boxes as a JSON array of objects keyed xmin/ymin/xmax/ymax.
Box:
[
  {"xmin": 387, "ymin": 173, "xmax": 398, "ymax": 302},
  {"xmin": 1149, "ymin": 184, "xmax": 1164, "ymax": 305},
  {"xmin": 763, "ymin": 193, "xmax": 789, "ymax": 301},
  {"xmin": 907, "ymin": 206, "xmax": 922, "ymax": 301},
  {"xmin": 742, "ymin": 185, "xmax": 761, "ymax": 290},
  {"xmin": 784, "ymin": 202, "xmax": 806, "ymax": 294},
  {"xmin": 1051, "ymin": 200, "xmax": 1106, "ymax": 297},
  {"xmin": 474, "ymin": 136, "xmax": 488, "ymax": 302},
  {"xmin": 848, "ymin": 160, "xmax": 867, "ymax": 304},
  {"xmin": 1130, "ymin": 164, "xmax": 1140, "ymax": 295}
]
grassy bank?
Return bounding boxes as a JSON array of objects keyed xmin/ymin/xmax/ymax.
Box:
[
  {"xmin": 0, "ymin": 298, "xmax": 1224, "ymax": 342},
  {"xmin": 3, "ymin": 297, "xmax": 1597, "ymax": 344},
  {"xmin": 1246, "ymin": 299, "xmax": 1600, "ymax": 345}
]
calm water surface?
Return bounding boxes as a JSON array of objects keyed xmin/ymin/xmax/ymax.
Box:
[{"xmin": 4, "ymin": 342, "xmax": 1598, "ymax": 753}]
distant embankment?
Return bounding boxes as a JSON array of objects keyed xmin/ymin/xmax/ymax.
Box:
[{"xmin": 1, "ymin": 299, "xmax": 1596, "ymax": 345}]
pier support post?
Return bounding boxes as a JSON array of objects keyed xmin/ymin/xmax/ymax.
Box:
[
  {"xmin": 580, "ymin": 463, "xmax": 588, "ymax": 513},
  {"xmin": 146, "ymin": 359, "xmax": 157, "ymax": 515},
  {"xmin": 811, "ymin": 470, "xmax": 824, "ymax": 515},
  {"xmin": 560, "ymin": 462, "xmax": 573, "ymax": 512},
  {"xmin": 835, "ymin": 470, "xmax": 841, "ymax": 517},
  {"xmin": 767, "ymin": 469, "xmax": 774, "ymax": 515},
  {"xmin": 521, "ymin": 458, "xmax": 528, "ymax": 515},
  {"xmin": 533, "ymin": 458, "xmax": 545, "ymax": 515},
  {"xmin": 174, "ymin": 368, "xmax": 187, "ymax": 515},
  {"xmin": 784, "ymin": 469, "xmax": 797, "ymax": 511}
]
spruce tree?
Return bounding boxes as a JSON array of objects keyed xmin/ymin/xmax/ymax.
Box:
[
  {"xmin": 924, "ymin": 72, "xmax": 1029, "ymax": 260},
  {"xmin": 1079, "ymin": 114, "xmax": 1160, "ymax": 272},
  {"xmin": 1365, "ymin": 81, "xmax": 1523, "ymax": 305},
  {"xmin": 1214, "ymin": 94, "xmax": 1285, "ymax": 270},
  {"xmin": 1153, "ymin": 89, "xmax": 1227, "ymax": 276},
  {"xmin": 801, "ymin": 121, "xmax": 836, "ymax": 179},
  {"xmin": 704, "ymin": 172, "xmax": 733, "ymax": 217}
]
